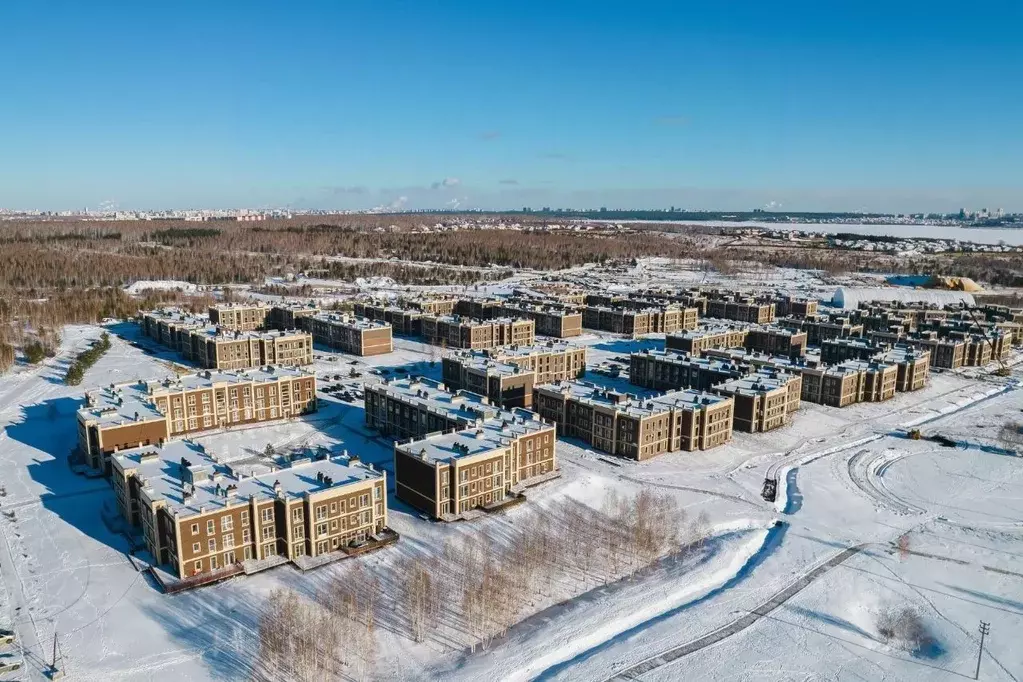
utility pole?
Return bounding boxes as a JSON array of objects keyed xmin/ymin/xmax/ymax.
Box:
[{"xmin": 975, "ymin": 621, "xmax": 990, "ymax": 680}]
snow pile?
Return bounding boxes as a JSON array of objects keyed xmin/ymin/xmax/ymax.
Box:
[
  {"xmin": 831, "ymin": 286, "xmax": 974, "ymax": 310},
  {"xmin": 125, "ymin": 280, "xmax": 198, "ymax": 294},
  {"xmin": 355, "ymin": 276, "xmax": 398, "ymax": 289},
  {"xmin": 503, "ymin": 520, "xmax": 774, "ymax": 682}
]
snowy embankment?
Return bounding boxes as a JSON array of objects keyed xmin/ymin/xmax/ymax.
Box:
[{"xmin": 495, "ymin": 519, "xmax": 776, "ymax": 682}]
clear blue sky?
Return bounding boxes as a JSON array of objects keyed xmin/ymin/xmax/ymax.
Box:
[{"xmin": 2, "ymin": 0, "xmax": 1021, "ymax": 212}]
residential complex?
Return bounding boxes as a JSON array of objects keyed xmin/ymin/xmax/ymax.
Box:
[
  {"xmin": 629, "ymin": 350, "xmax": 748, "ymax": 392},
  {"xmin": 666, "ymin": 326, "xmax": 749, "ymax": 356},
  {"xmin": 364, "ymin": 377, "xmax": 558, "ymax": 520},
  {"xmin": 582, "ymin": 305, "xmax": 698, "ymax": 336},
  {"xmin": 305, "ymin": 312, "xmax": 394, "ymax": 356},
  {"xmin": 421, "ymin": 315, "xmax": 535, "ymax": 349},
  {"xmin": 441, "ymin": 342, "xmax": 587, "ymax": 407},
  {"xmin": 184, "ymin": 328, "xmax": 313, "ymax": 370},
  {"xmin": 111, "ymin": 440, "xmax": 389, "ymax": 581},
  {"xmin": 208, "ymin": 303, "xmax": 270, "ymax": 331},
  {"xmin": 532, "ymin": 380, "xmax": 734, "ymax": 459},
  {"xmin": 77, "ymin": 367, "xmax": 317, "ymax": 473},
  {"xmin": 713, "ymin": 369, "xmax": 802, "ymax": 433}
]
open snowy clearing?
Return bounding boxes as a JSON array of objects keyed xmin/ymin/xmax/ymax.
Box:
[{"xmin": 0, "ymin": 323, "xmax": 1020, "ymax": 681}]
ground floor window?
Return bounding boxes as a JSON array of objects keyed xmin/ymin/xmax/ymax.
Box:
[
  {"xmin": 193, "ymin": 560, "xmax": 202, "ymax": 573},
  {"xmin": 210, "ymin": 555, "xmax": 218, "ymax": 569}
]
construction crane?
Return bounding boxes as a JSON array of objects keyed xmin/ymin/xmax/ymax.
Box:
[{"xmin": 964, "ymin": 307, "xmax": 1011, "ymax": 377}]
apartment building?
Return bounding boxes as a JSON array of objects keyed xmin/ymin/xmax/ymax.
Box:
[
  {"xmin": 140, "ymin": 309, "xmax": 209, "ymax": 352},
  {"xmin": 700, "ymin": 348, "xmax": 897, "ymax": 407},
  {"xmin": 483, "ymin": 341, "xmax": 587, "ymax": 384},
  {"xmin": 184, "ymin": 328, "xmax": 313, "ymax": 370},
  {"xmin": 665, "ymin": 326, "xmax": 749, "ymax": 356},
  {"xmin": 778, "ymin": 316, "xmax": 864, "ymax": 346},
  {"xmin": 111, "ymin": 440, "xmax": 388, "ymax": 581},
  {"xmin": 305, "ymin": 313, "xmax": 394, "ymax": 356},
  {"xmin": 713, "ymin": 370, "xmax": 802, "ymax": 433},
  {"xmin": 901, "ymin": 334, "xmax": 965, "ymax": 369},
  {"xmin": 394, "ymin": 409, "xmax": 556, "ymax": 520},
  {"xmin": 404, "ymin": 296, "xmax": 459, "ymax": 315},
  {"xmin": 582, "ymin": 305, "xmax": 698, "ymax": 337},
  {"xmin": 267, "ymin": 302, "xmax": 321, "ymax": 331},
  {"xmin": 629, "ymin": 350, "xmax": 748, "ymax": 392},
  {"xmin": 774, "ymin": 297, "xmax": 819, "ymax": 318},
  {"xmin": 441, "ymin": 355, "xmax": 535, "ymax": 408},
  {"xmin": 77, "ymin": 367, "xmax": 317, "ymax": 473},
  {"xmin": 879, "ymin": 345, "xmax": 931, "ymax": 392},
  {"xmin": 821, "ymin": 337, "xmax": 884, "ymax": 364},
  {"xmin": 532, "ymin": 380, "xmax": 733, "ymax": 459},
  {"xmin": 706, "ymin": 296, "xmax": 775, "ymax": 324},
  {"xmin": 743, "ymin": 324, "xmax": 808, "ymax": 357},
  {"xmin": 454, "ymin": 298, "xmax": 505, "ymax": 319},
  {"xmin": 353, "ymin": 302, "xmax": 425, "ymax": 336},
  {"xmin": 420, "ymin": 315, "xmax": 535, "ymax": 350},
  {"xmin": 498, "ymin": 303, "xmax": 584, "ymax": 338},
  {"xmin": 208, "ymin": 303, "xmax": 270, "ymax": 331}
]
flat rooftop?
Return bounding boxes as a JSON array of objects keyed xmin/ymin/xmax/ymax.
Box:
[
  {"xmin": 369, "ymin": 376, "xmax": 503, "ymax": 423},
  {"xmin": 150, "ymin": 366, "xmax": 312, "ymax": 392},
  {"xmin": 715, "ymin": 371, "xmax": 798, "ymax": 397},
  {"xmin": 78, "ymin": 382, "xmax": 165, "ymax": 426},
  {"xmin": 395, "ymin": 409, "xmax": 552, "ymax": 464},
  {"xmin": 309, "ymin": 312, "xmax": 391, "ymax": 330},
  {"xmin": 190, "ymin": 327, "xmax": 310, "ymax": 341},
  {"xmin": 113, "ymin": 439, "xmax": 383, "ymax": 517},
  {"xmin": 536, "ymin": 379, "xmax": 730, "ymax": 417},
  {"xmin": 142, "ymin": 308, "xmax": 210, "ymax": 326}
]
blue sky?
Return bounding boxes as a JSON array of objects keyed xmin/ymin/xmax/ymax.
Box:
[{"xmin": 1, "ymin": 1, "xmax": 1021, "ymax": 212}]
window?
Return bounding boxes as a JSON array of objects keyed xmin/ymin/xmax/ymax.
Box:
[
  {"xmin": 221, "ymin": 516, "xmax": 233, "ymax": 532},
  {"xmin": 261, "ymin": 508, "xmax": 273, "ymax": 524},
  {"xmin": 261, "ymin": 526, "xmax": 274, "ymax": 541},
  {"xmin": 208, "ymin": 539, "xmax": 216, "ymax": 552},
  {"xmin": 316, "ymin": 505, "xmax": 327, "ymax": 520},
  {"xmin": 330, "ymin": 502, "xmax": 337, "ymax": 514},
  {"xmin": 191, "ymin": 523, "xmax": 199, "ymax": 535},
  {"xmin": 359, "ymin": 494, "xmax": 369, "ymax": 507},
  {"xmin": 373, "ymin": 486, "xmax": 381, "ymax": 500},
  {"xmin": 294, "ymin": 525, "xmax": 305, "ymax": 540},
  {"xmin": 210, "ymin": 555, "xmax": 218, "ymax": 569},
  {"xmin": 206, "ymin": 520, "xmax": 215, "ymax": 534},
  {"xmin": 317, "ymin": 523, "xmax": 328, "ymax": 537},
  {"xmin": 194, "ymin": 560, "xmax": 202, "ymax": 572},
  {"xmin": 330, "ymin": 520, "xmax": 338, "ymax": 531},
  {"xmin": 293, "ymin": 507, "xmax": 302, "ymax": 522},
  {"xmin": 192, "ymin": 542, "xmax": 200, "ymax": 553},
  {"xmin": 242, "ymin": 529, "xmax": 251, "ymax": 543},
  {"xmin": 223, "ymin": 533, "xmax": 234, "ymax": 548},
  {"xmin": 240, "ymin": 510, "xmax": 248, "ymax": 524}
]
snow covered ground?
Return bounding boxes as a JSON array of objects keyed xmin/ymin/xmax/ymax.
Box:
[{"xmin": 0, "ymin": 322, "xmax": 1021, "ymax": 681}]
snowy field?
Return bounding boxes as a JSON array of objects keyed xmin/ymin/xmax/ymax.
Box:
[{"xmin": 1, "ymin": 323, "xmax": 1021, "ymax": 681}]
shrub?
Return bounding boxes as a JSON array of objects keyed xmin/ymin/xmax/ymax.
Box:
[{"xmin": 877, "ymin": 607, "xmax": 938, "ymax": 657}]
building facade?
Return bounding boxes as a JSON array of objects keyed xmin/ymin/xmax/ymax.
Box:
[{"xmin": 304, "ymin": 313, "xmax": 394, "ymax": 356}]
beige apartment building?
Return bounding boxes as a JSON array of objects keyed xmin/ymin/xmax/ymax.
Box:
[
  {"xmin": 304, "ymin": 313, "xmax": 394, "ymax": 356},
  {"xmin": 394, "ymin": 411, "xmax": 556, "ymax": 520},
  {"xmin": 77, "ymin": 367, "xmax": 317, "ymax": 473},
  {"xmin": 713, "ymin": 370, "xmax": 802, "ymax": 433},
  {"xmin": 363, "ymin": 377, "xmax": 557, "ymax": 520},
  {"xmin": 706, "ymin": 297, "xmax": 776, "ymax": 324},
  {"xmin": 532, "ymin": 380, "xmax": 734, "ymax": 459},
  {"xmin": 498, "ymin": 303, "xmax": 584, "ymax": 338},
  {"xmin": 484, "ymin": 341, "xmax": 587, "ymax": 384},
  {"xmin": 743, "ymin": 324, "xmax": 808, "ymax": 357},
  {"xmin": 666, "ymin": 326, "xmax": 749, "ymax": 356},
  {"xmin": 353, "ymin": 302, "xmax": 425, "ymax": 336},
  {"xmin": 111, "ymin": 440, "xmax": 388, "ymax": 581},
  {"xmin": 441, "ymin": 355, "xmax": 535, "ymax": 408},
  {"xmin": 184, "ymin": 328, "xmax": 313, "ymax": 370},
  {"xmin": 267, "ymin": 302, "xmax": 321, "ymax": 330},
  {"xmin": 208, "ymin": 303, "xmax": 270, "ymax": 331},
  {"xmin": 778, "ymin": 315, "xmax": 865, "ymax": 346},
  {"xmin": 629, "ymin": 350, "xmax": 748, "ymax": 392},
  {"xmin": 420, "ymin": 315, "xmax": 535, "ymax": 349},
  {"xmin": 582, "ymin": 305, "xmax": 698, "ymax": 337},
  {"xmin": 140, "ymin": 309, "xmax": 210, "ymax": 352}
]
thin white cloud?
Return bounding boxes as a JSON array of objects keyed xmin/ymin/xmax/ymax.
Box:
[{"xmin": 430, "ymin": 177, "xmax": 461, "ymax": 189}]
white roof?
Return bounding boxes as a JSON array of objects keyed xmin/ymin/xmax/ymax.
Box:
[{"xmin": 832, "ymin": 287, "xmax": 975, "ymax": 310}]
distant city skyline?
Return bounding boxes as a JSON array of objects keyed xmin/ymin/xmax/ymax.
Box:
[{"xmin": 1, "ymin": 1, "xmax": 1021, "ymax": 213}]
